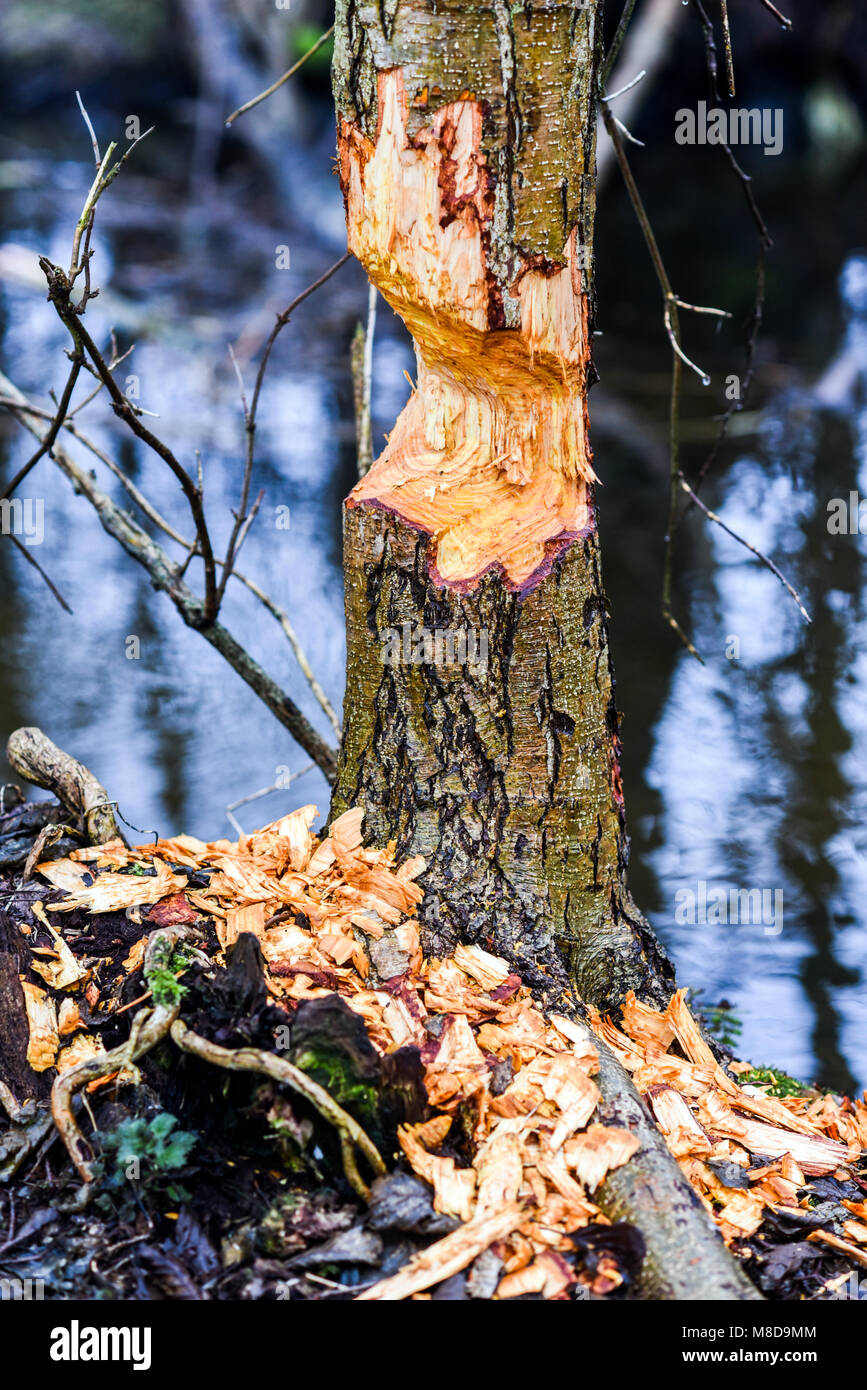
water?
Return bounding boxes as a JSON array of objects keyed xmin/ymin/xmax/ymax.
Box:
[{"xmin": 1, "ymin": 93, "xmax": 865, "ymax": 1093}]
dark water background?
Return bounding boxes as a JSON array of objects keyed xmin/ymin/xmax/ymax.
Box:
[{"xmin": 1, "ymin": 0, "xmax": 866, "ymax": 1092}]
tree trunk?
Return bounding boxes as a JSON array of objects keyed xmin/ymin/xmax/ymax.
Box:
[{"xmin": 330, "ymin": 0, "xmax": 673, "ymax": 1012}]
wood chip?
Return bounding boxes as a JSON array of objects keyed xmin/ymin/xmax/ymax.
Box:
[
  {"xmin": 356, "ymin": 1202, "xmax": 525, "ymax": 1300},
  {"xmin": 20, "ymin": 979, "xmax": 59, "ymax": 1071},
  {"xmin": 563, "ymin": 1124, "xmax": 640, "ymax": 1190}
]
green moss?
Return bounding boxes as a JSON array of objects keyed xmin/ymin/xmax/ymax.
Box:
[
  {"xmin": 291, "ymin": 1046, "xmax": 378, "ymax": 1131},
  {"xmin": 740, "ymin": 1066, "xmax": 810, "ymax": 1099},
  {"xmin": 144, "ymin": 938, "xmax": 191, "ymax": 1009}
]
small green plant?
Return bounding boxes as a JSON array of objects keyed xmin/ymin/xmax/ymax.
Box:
[
  {"xmin": 145, "ymin": 939, "xmax": 191, "ymax": 1008},
  {"xmin": 100, "ymin": 1113, "xmax": 197, "ymax": 1202},
  {"xmin": 740, "ymin": 1066, "xmax": 809, "ymax": 1099}
]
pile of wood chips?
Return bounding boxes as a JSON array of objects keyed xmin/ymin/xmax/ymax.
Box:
[{"xmin": 21, "ymin": 805, "xmax": 867, "ymax": 1300}]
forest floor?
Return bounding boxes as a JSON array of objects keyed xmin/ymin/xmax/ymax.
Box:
[{"xmin": 1, "ymin": 791, "xmax": 866, "ymax": 1302}]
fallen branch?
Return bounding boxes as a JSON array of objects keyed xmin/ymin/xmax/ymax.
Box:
[
  {"xmin": 588, "ymin": 1024, "xmax": 763, "ymax": 1300},
  {"xmin": 7, "ymin": 727, "xmax": 119, "ymax": 844}
]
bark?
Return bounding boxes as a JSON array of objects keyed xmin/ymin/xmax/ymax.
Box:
[
  {"xmin": 591, "ymin": 1031, "xmax": 761, "ymax": 1300},
  {"xmin": 330, "ymin": 0, "xmax": 673, "ymax": 1012}
]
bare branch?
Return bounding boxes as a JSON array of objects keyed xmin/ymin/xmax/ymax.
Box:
[
  {"xmin": 0, "ymin": 388, "xmax": 342, "ymax": 738},
  {"xmin": 75, "ymin": 91, "xmax": 101, "ymax": 166},
  {"xmin": 0, "ymin": 370, "xmax": 339, "ymax": 780},
  {"xmin": 600, "ymin": 0, "xmax": 638, "ymax": 87},
  {"xmin": 38, "ymin": 258, "xmax": 220, "ymax": 623},
  {"xmin": 216, "ymin": 252, "xmax": 351, "ymax": 610},
  {"xmin": 757, "ymin": 0, "xmax": 792, "ymax": 28},
  {"xmin": 720, "ymin": 0, "xmax": 736, "ymax": 97},
  {"xmin": 225, "ymin": 25, "xmax": 335, "ymax": 126},
  {"xmin": 677, "ymin": 472, "xmax": 811, "ymax": 623},
  {"xmin": 5, "ymin": 534, "xmax": 72, "ymax": 614}
]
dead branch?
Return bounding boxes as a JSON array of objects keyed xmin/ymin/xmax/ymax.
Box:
[
  {"xmin": 7, "ymin": 727, "xmax": 120, "ymax": 844},
  {"xmin": 0, "ymin": 371, "xmax": 339, "ymax": 780}
]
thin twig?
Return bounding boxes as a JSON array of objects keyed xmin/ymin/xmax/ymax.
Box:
[
  {"xmin": 600, "ymin": 0, "xmax": 638, "ymax": 88},
  {"xmin": 613, "ymin": 115, "xmax": 645, "ymax": 148},
  {"xmin": 6, "ymin": 534, "xmax": 73, "ymax": 613},
  {"xmin": 603, "ymin": 68, "xmax": 646, "ymax": 102},
  {"xmin": 75, "ymin": 91, "xmax": 101, "ymax": 167},
  {"xmin": 680, "ymin": 0, "xmax": 773, "ymax": 519},
  {"xmin": 225, "ymin": 25, "xmax": 335, "ymax": 126},
  {"xmin": 224, "ymin": 762, "xmax": 316, "ymax": 836},
  {"xmin": 216, "ymin": 252, "xmax": 351, "ymax": 610},
  {"xmin": 757, "ymin": 0, "xmax": 792, "ymax": 28},
  {"xmin": 2, "ymin": 349, "xmax": 84, "ymax": 501},
  {"xmin": 677, "ymin": 472, "xmax": 811, "ymax": 622},
  {"xmin": 599, "ymin": 93, "xmax": 720, "ymax": 658},
  {"xmin": 720, "ymin": 0, "xmax": 736, "ymax": 97}
]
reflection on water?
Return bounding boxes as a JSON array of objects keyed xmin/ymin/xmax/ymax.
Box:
[{"xmin": 1, "ymin": 111, "xmax": 865, "ymax": 1092}]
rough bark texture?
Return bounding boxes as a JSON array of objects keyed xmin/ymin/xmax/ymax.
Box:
[
  {"xmin": 328, "ymin": 3, "xmax": 766, "ymax": 1301},
  {"xmin": 332, "ymin": 503, "xmax": 673, "ymax": 1011},
  {"xmin": 330, "ymin": 0, "xmax": 673, "ymax": 1011}
]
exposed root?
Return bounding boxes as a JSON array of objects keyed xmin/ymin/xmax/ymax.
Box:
[
  {"xmin": 51, "ymin": 1002, "xmax": 179, "ymax": 1182},
  {"xmin": 169, "ymin": 1019, "xmax": 386, "ymax": 1202}
]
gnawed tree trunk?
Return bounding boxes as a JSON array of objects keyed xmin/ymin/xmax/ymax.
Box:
[
  {"xmin": 330, "ymin": 1, "xmax": 673, "ymax": 1012},
  {"xmin": 327, "ymin": 6, "xmax": 762, "ymax": 1300}
]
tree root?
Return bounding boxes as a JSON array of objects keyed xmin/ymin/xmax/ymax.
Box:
[
  {"xmin": 51, "ymin": 1010, "xmax": 387, "ymax": 1201},
  {"xmin": 169, "ymin": 1019, "xmax": 387, "ymax": 1201},
  {"xmin": 51, "ymin": 1002, "xmax": 179, "ymax": 1182},
  {"xmin": 48, "ymin": 925, "xmax": 386, "ymax": 1200}
]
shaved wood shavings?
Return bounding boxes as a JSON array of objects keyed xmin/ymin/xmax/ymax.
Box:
[
  {"xmin": 21, "ymin": 979, "xmax": 59, "ymax": 1071},
  {"xmin": 18, "ymin": 801, "xmax": 865, "ymax": 1292},
  {"xmin": 356, "ymin": 1202, "xmax": 525, "ymax": 1300},
  {"xmin": 563, "ymin": 1124, "xmax": 640, "ymax": 1190}
]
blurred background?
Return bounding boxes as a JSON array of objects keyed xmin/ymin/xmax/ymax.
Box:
[{"xmin": 1, "ymin": 0, "xmax": 866, "ymax": 1091}]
